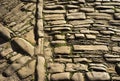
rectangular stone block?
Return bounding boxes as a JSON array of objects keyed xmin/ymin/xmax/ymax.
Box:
[
  {"xmin": 67, "ymin": 12, "xmax": 86, "ymax": 20},
  {"xmin": 54, "ymin": 46, "xmax": 71, "ymax": 54},
  {"xmin": 69, "ymin": 19, "xmax": 94, "ymax": 26},
  {"xmin": 86, "ymin": 72, "xmax": 110, "ymax": 81},
  {"xmin": 43, "ymin": 10, "xmax": 66, "ymax": 14},
  {"xmin": 73, "ymin": 45, "xmax": 108, "ymax": 51},
  {"xmin": 44, "ymin": 14, "xmax": 64, "ymax": 20}
]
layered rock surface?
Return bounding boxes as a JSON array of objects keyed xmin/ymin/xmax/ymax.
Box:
[{"xmin": 0, "ymin": 0, "xmax": 120, "ymax": 81}]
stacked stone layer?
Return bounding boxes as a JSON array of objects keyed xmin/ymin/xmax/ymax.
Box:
[
  {"xmin": 43, "ymin": 0, "xmax": 120, "ymax": 81},
  {"xmin": 0, "ymin": 0, "xmax": 120, "ymax": 81}
]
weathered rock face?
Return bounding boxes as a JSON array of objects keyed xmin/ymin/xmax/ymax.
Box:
[
  {"xmin": 71, "ymin": 73, "xmax": 84, "ymax": 81},
  {"xmin": 43, "ymin": 0, "xmax": 120, "ymax": 81},
  {"xmin": 51, "ymin": 72, "xmax": 70, "ymax": 81},
  {"xmin": 1, "ymin": 0, "xmax": 120, "ymax": 81},
  {"xmin": 86, "ymin": 72, "xmax": 110, "ymax": 81},
  {"xmin": 12, "ymin": 37, "xmax": 34, "ymax": 56},
  {"xmin": 0, "ymin": 0, "xmax": 20, "ymax": 19},
  {"xmin": 0, "ymin": 0, "xmax": 36, "ymax": 81},
  {"xmin": 0, "ymin": 24, "xmax": 13, "ymax": 40}
]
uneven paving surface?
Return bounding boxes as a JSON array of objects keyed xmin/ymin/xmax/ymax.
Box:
[{"xmin": 1, "ymin": 0, "xmax": 120, "ymax": 81}]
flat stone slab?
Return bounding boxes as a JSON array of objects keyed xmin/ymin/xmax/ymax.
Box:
[
  {"xmin": 54, "ymin": 35, "xmax": 65, "ymax": 40},
  {"xmin": 113, "ymin": 47, "xmax": 120, "ymax": 52},
  {"xmin": 51, "ymin": 40, "xmax": 66, "ymax": 44},
  {"xmin": 111, "ymin": 36, "xmax": 120, "ymax": 41},
  {"xmin": 47, "ymin": 63, "xmax": 65, "ymax": 73},
  {"xmin": 43, "ymin": 10, "xmax": 66, "ymax": 14},
  {"xmin": 52, "ymin": 27, "xmax": 71, "ymax": 31},
  {"xmin": 86, "ymin": 34, "xmax": 96, "ymax": 39},
  {"xmin": 4, "ymin": 56, "xmax": 31, "ymax": 76},
  {"xmin": 37, "ymin": 56, "xmax": 45, "ymax": 81},
  {"xmin": 66, "ymin": 63, "xmax": 88, "ymax": 72},
  {"xmin": 48, "ymin": 20, "xmax": 66, "ymax": 25},
  {"xmin": 1, "ymin": 48, "xmax": 13, "ymax": 57},
  {"xmin": 89, "ymin": 63, "xmax": 107, "ymax": 72},
  {"xmin": 71, "ymin": 73, "xmax": 84, "ymax": 81},
  {"xmin": 73, "ymin": 45, "xmax": 108, "ymax": 51},
  {"xmin": 69, "ymin": 19, "xmax": 94, "ymax": 26},
  {"xmin": 54, "ymin": 46, "xmax": 71, "ymax": 54},
  {"xmin": 86, "ymin": 72, "xmax": 110, "ymax": 81},
  {"xmin": 67, "ymin": 12, "xmax": 86, "ymax": 20},
  {"xmin": 80, "ymin": 8, "xmax": 94, "ymax": 12},
  {"xmin": 51, "ymin": 72, "xmax": 70, "ymax": 81},
  {"xmin": 44, "ymin": 5, "xmax": 64, "ymax": 10},
  {"xmin": 17, "ymin": 60, "xmax": 36, "ymax": 79},
  {"xmin": 22, "ymin": 29, "xmax": 36, "ymax": 45},
  {"xmin": 12, "ymin": 37, "xmax": 34, "ymax": 56},
  {"xmin": 104, "ymin": 54, "xmax": 120, "ymax": 62},
  {"xmin": 44, "ymin": 14, "xmax": 65, "ymax": 20}
]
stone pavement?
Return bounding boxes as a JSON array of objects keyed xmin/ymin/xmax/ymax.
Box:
[{"xmin": 0, "ymin": 0, "xmax": 120, "ymax": 81}]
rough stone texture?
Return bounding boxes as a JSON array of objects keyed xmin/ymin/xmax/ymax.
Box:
[
  {"xmin": 0, "ymin": 24, "xmax": 13, "ymax": 40},
  {"xmin": 54, "ymin": 46, "xmax": 71, "ymax": 54},
  {"xmin": 17, "ymin": 60, "xmax": 36, "ymax": 79},
  {"xmin": 4, "ymin": 56, "xmax": 31, "ymax": 76},
  {"xmin": 66, "ymin": 63, "xmax": 88, "ymax": 72},
  {"xmin": 89, "ymin": 63, "xmax": 107, "ymax": 72},
  {"xmin": 1, "ymin": 48, "xmax": 13, "ymax": 57},
  {"xmin": 22, "ymin": 29, "xmax": 36, "ymax": 45},
  {"xmin": 113, "ymin": 47, "xmax": 120, "ymax": 52},
  {"xmin": 12, "ymin": 37, "xmax": 34, "ymax": 56},
  {"xmin": 47, "ymin": 63, "xmax": 65, "ymax": 73},
  {"xmin": 71, "ymin": 73, "xmax": 84, "ymax": 81},
  {"xmin": 37, "ymin": 56, "xmax": 45, "ymax": 81},
  {"xmin": 35, "ymin": 38, "xmax": 44, "ymax": 55},
  {"xmin": 51, "ymin": 72, "xmax": 70, "ymax": 81},
  {"xmin": 0, "ymin": 0, "xmax": 20, "ymax": 19},
  {"xmin": 73, "ymin": 45, "xmax": 108, "ymax": 51},
  {"xmin": 1, "ymin": 0, "xmax": 120, "ymax": 80},
  {"xmin": 67, "ymin": 12, "xmax": 86, "ymax": 20},
  {"xmin": 10, "ymin": 54, "xmax": 22, "ymax": 62},
  {"xmin": 86, "ymin": 72, "xmax": 110, "ymax": 81},
  {"xmin": 74, "ymin": 58, "xmax": 92, "ymax": 63}
]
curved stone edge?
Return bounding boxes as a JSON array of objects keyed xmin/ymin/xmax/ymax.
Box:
[
  {"xmin": 0, "ymin": 23, "xmax": 14, "ymax": 40},
  {"xmin": 12, "ymin": 37, "xmax": 34, "ymax": 56}
]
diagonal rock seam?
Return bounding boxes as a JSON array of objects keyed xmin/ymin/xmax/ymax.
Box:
[{"xmin": 0, "ymin": 0, "xmax": 46, "ymax": 80}]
